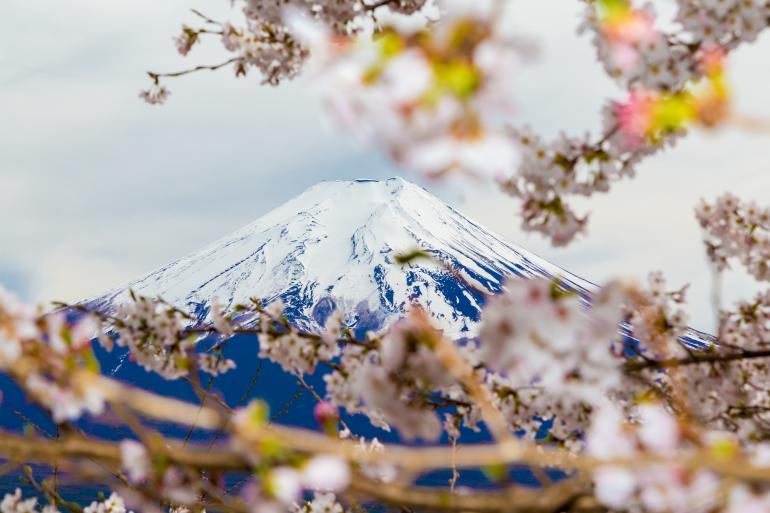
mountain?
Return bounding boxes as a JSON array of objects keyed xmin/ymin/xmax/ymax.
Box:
[
  {"xmin": 85, "ymin": 177, "xmax": 713, "ymax": 345},
  {"xmin": 1, "ymin": 178, "xmax": 715, "ymax": 498},
  {"xmin": 84, "ymin": 177, "xmax": 593, "ymax": 337}
]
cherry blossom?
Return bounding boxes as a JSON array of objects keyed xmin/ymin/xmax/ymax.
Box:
[
  {"xmin": 291, "ymin": 493, "xmax": 347, "ymax": 513},
  {"xmin": 300, "ymin": 455, "xmax": 351, "ymax": 492},
  {"xmin": 310, "ymin": 0, "xmax": 526, "ymax": 178},
  {"xmin": 25, "ymin": 372, "xmax": 105, "ymax": 423},
  {"xmin": 587, "ymin": 402, "xmax": 722, "ymax": 513},
  {"xmin": 1, "ymin": 489, "xmax": 38, "ymax": 513},
  {"xmin": 197, "ymin": 352, "xmax": 237, "ymax": 376},
  {"xmin": 697, "ymin": 192, "xmax": 770, "ymax": 281},
  {"xmin": 83, "ymin": 493, "xmax": 134, "ymax": 513},
  {"xmin": 478, "ymin": 278, "xmax": 626, "ymax": 406},
  {"xmin": 266, "ymin": 466, "xmax": 304, "ymax": 504},
  {"xmin": 0, "ymin": 285, "xmax": 37, "ymax": 368},
  {"xmin": 208, "ymin": 296, "xmax": 234, "ymax": 339},
  {"xmin": 727, "ymin": 485, "xmax": 770, "ymax": 513},
  {"xmin": 138, "ymin": 84, "xmax": 170, "ymax": 105},
  {"xmin": 141, "ymin": 0, "xmax": 770, "ymax": 246},
  {"xmin": 174, "ymin": 25, "xmax": 199, "ymax": 56},
  {"xmin": 111, "ymin": 293, "xmax": 200, "ymax": 379},
  {"xmin": 264, "ymin": 456, "xmax": 350, "ymax": 504},
  {"xmin": 313, "ymin": 400, "xmax": 340, "ymax": 434},
  {"xmin": 625, "ymin": 270, "xmax": 691, "ymax": 359},
  {"xmin": 120, "ymin": 440, "xmax": 150, "ymax": 483},
  {"xmin": 498, "ymin": 0, "xmax": 764, "ymax": 245}
]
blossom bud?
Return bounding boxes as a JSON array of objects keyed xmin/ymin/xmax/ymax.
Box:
[{"xmin": 313, "ymin": 401, "xmax": 339, "ymax": 436}]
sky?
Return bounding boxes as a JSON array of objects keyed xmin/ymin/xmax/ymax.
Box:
[{"xmin": 2, "ymin": 0, "xmax": 770, "ymax": 333}]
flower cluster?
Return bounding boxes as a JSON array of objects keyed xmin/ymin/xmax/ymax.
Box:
[
  {"xmin": 291, "ymin": 493, "xmax": 347, "ymax": 513},
  {"xmin": 1, "ymin": 286, "xmax": 108, "ymax": 422},
  {"xmin": 1, "ymin": 489, "xmax": 51, "ymax": 513},
  {"xmin": 218, "ymin": 17, "xmax": 308, "ymax": 85},
  {"xmin": 25, "ymin": 371, "xmax": 105, "ymax": 423},
  {"xmin": 257, "ymin": 300, "xmax": 342, "ymax": 373},
  {"xmin": 619, "ymin": 268, "xmax": 770, "ymax": 447},
  {"xmin": 583, "ymin": 0, "xmax": 689, "ymax": 90},
  {"xmin": 197, "ymin": 352, "xmax": 237, "ymax": 376},
  {"xmin": 143, "ymin": 0, "xmax": 433, "ymax": 97},
  {"xmin": 479, "ymin": 278, "xmax": 626, "ymax": 405},
  {"xmin": 587, "ymin": 402, "xmax": 770, "ymax": 513},
  {"xmin": 588, "ymin": 403, "xmax": 720, "ymax": 512},
  {"xmin": 675, "ymin": 0, "xmax": 770, "ymax": 49},
  {"xmin": 325, "ymin": 309, "xmax": 458, "ymax": 440},
  {"xmin": 0, "ymin": 285, "xmax": 37, "ymax": 368},
  {"xmin": 582, "ymin": 0, "xmax": 768, "ymax": 95},
  {"xmin": 696, "ymin": 193, "xmax": 770, "ymax": 281},
  {"xmin": 83, "ymin": 493, "xmax": 134, "ymax": 513},
  {"xmin": 502, "ymin": 49, "xmax": 728, "ymax": 245},
  {"xmin": 612, "ymin": 50, "xmax": 729, "ymax": 149},
  {"xmin": 138, "ymin": 84, "xmax": 170, "ymax": 106},
  {"xmin": 719, "ymin": 289, "xmax": 770, "ymax": 348},
  {"xmin": 502, "ymin": 126, "xmax": 625, "ymax": 246},
  {"xmin": 111, "ymin": 293, "xmax": 201, "ymax": 379},
  {"xmin": 0, "ymin": 489, "xmax": 134, "ymax": 513},
  {"xmin": 612, "ymin": 273, "xmax": 756, "ymax": 433},
  {"xmin": 462, "ymin": 278, "xmax": 628, "ymax": 448},
  {"xmin": 625, "ymin": 271, "xmax": 691, "ymax": 358},
  {"xmin": 311, "ymin": 0, "xmax": 526, "ymax": 179},
  {"xmin": 500, "ymin": 0, "xmax": 769, "ymax": 246}
]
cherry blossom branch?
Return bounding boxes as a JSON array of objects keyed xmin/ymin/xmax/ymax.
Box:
[
  {"xmin": 0, "ymin": 430, "xmax": 599, "ymax": 513},
  {"xmin": 363, "ymin": 0, "xmax": 399, "ymax": 11},
  {"xmin": 81, "ymin": 373, "xmax": 770, "ymax": 483},
  {"xmin": 624, "ymin": 347, "xmax": 770, "ymax": 371}
]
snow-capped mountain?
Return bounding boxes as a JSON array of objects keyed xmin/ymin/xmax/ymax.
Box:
[{"xmin": 85, "ymin": 177, "xmax": 713, "ymax": 345}]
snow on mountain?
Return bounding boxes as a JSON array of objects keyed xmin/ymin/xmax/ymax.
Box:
[{"xmin": 84, "ymin": 177, "xmax": 713, "ymax": 345}]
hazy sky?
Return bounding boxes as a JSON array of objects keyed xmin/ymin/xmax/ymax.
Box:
[{"xmin": 2, "ymin": 0, "xmax": 770, "ymax": 333}]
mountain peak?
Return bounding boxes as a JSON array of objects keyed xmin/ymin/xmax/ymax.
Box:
[{"xmin": 263, "ymin": 177, "xmax": 430, "ymax": 223}]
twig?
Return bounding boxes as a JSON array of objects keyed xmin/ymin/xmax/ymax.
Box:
[{"xmin": 147, "ymin": 57, "xmax": 242, "ymax": 82}]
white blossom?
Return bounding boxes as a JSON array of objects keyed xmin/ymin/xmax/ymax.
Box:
[
  {"xmin": 26, "ymin": 373, "xmax": 105, "ymax": 423},
  {"xmin": 0, "ymin": 285, "xmax": 38, "ymax": 369},
  {"xmin": 266, "ymin": 466, "xmax": 303, "ymax": 504},
  {"xmin": 587, "ymin": 403, "xmax": 722, "ymax": 513},
  {"xmin": 112, "ymin": 294, "xmax": 198, "ymax": 379},
  {"xmin": 300, "ymin": 455, "xmax": 350, "ymax": 491},
  {"xmin": 198, "ymin": 352, "xmax": 237, "ymax": 376},
  {"xmin": 209, "ymin": 296, "xmax": 234, "ymax": 338},
  {"xmin": 291, "ymin": 493, "xmax": 347, "ymax": 513},
  {"xmin": 479, "ymin": 278, "xmax": 625, "ymax": 406},
  {"xmin": 1, "ymin": 489, "xmax": 37, "ymax": 513},
  {"xmin": 83, "ymin": 493, "xmax": 133, "ymax": 513},
  {"xmin": 120, "ymin": 440, "xmax": 150, "ymax": 483},
  {"xmin": 139, "ymin": 84, "xmax": 170, "ymax": 105}
]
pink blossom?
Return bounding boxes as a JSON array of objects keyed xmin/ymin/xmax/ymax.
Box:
[{"xmin": 615, "ymin": 90, "xmax": 656, "ymax": 148}]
